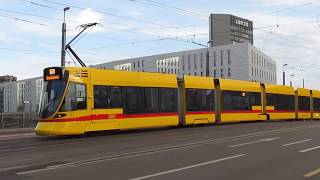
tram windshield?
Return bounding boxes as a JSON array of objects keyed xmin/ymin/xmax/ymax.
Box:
[{"xmin": 39, "ymin": 80, "xmax": 67, "ymax": 119}]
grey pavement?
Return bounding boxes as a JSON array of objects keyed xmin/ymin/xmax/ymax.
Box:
[{"xmin": 1, "ymin": 120, "xmax": 320, "ymax": 180}]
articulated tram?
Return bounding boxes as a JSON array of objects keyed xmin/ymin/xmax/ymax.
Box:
[{"xmin": 36, "ymin": 67, "xmax": 318, "ymax": 135}]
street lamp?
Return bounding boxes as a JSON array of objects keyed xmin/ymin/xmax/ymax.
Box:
[
  {"xmin": 282, "ymin": 64, "xmax": 288, "ymax": 85},
  {"xmin": 63, "ymin": 7, "xmax": 70, "ymax": 23},
  {"xmin": 61, "ymin": 7, "xmax": 70, "ymax": 67}
]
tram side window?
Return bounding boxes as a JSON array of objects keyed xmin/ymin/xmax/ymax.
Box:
[
  {"xmin": 60, "ymin": 82, "xmax": 87, "ymax": 111},
  {"xmin": 249, "ymin": 92, "xmax": 261, "ymax": 106},
  {"xmin": 267, "ymin": 94, "xmax": 294, "ymax": 110},
  {"xmin": 222, "ymin": 91, "xmax": 259, "ymax": 110},
  {"xmin": 314, "ymin": 98, "xmax": 320, "ymax": 111},
  {"xmin": 143, "ymin": 88, "xmax": 160, "ymax": 113},
  {"xmin": 278, "ymin": 95, "xmax": 294, "ymax": 110},
  {"xmin": 160, "ymin": 88, "xmax": 177, "ymax": 112},
  {"xmin": 299, "ymin": 96, "xmax": 310, "ymax": 110},
  {"xmin": 186, "ymin": 89, "xmax": 214, "ymax": 111},
  {"xmin": 266, "ymin": 94, "xmax": 274, "ymax": 106},
  {"xmin": 109, "ymin": 87, "xmax": 122, "ymax": 108},
  {"xmin": 125, "ymin": 87, "xmax": 143, "ymax": 114},
  {"xmin": 93, "ymin": 86, "xmax": 122, "ymax": 109},
  {"xmin": 94, "ymin": 86, "xmax": 108, "ymax": 108}
]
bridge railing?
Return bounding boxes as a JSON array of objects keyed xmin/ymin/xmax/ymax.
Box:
[{"xmin": 0, "ymin": 113, "xmax": 38, "ymax": 129}]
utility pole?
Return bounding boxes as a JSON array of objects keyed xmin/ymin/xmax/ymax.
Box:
[
  {"xmin": 61, "ymin": 7, "xmax": 70, "ymax": 67},
  {"xmin": 303, "ymin": 78, "xmax": 305, "ymax": 88},
  {"xmin": 282, "ymin": 64, "xmax": 288, "ymax": 85}
]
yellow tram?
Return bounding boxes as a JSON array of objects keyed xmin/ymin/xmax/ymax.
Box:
[{"xmin": 35, "ymin": 67, "xmax": 318, "ymax": 135}]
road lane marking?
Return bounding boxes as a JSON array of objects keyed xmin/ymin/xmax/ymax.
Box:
[
  {"xmin": 130, "ymin": 154, "xmax": 246, "ymax": 180},
  {"xmin": 299, "ymin": 146, "xmax": 320, "ymax": 153},
  {"xmin": 228, "ymin": 137, "xmax": 280, "ymax": 148},
  {"xmin": 282, "ymin": 139, "xmax": 312, "ymax": 147},
  {"xmin": 304, "ymin": 167, "xmax": 320, "ymax": 178}
]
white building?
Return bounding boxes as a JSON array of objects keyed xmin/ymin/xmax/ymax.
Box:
[
  {"xmin": 0, "ymin": 76, "xmax": 42, "ymax": 113},
  {"xmin": 17, "ymin": 77, "xmax": 43, "ymax": 112},
  {"xmin": 0, "ymin": 81, "xmax": 17, "ymax": 113},
  {"xmin": 93, "ymin": 42, "xmax": 277, "ymax": 84}
]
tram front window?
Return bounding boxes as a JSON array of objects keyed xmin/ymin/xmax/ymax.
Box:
[
  {"xmin": 39, "ymin": 80, "xmax": 67, "ymax": 119},
  {"xmin": 60, "ymin": 82, "xmax": 87, "ymax": 111}
]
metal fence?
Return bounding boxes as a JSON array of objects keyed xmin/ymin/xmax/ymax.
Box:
[{"xmin": 0, "ymin": 113, "xmax": 38, "ymax": 129}]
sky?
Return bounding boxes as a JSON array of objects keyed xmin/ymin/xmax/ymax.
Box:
[{"xmin": 0, "ymin": 0, "xmax": 319, "ymax": 88}]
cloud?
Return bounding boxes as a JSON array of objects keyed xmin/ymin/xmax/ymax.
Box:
[{"xmin": 67, "ymin": 8, "xmax": 105, "ymax": 34}]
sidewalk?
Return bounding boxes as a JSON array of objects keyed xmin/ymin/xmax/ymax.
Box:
[{"xmin": 0, "ymin": 127, "xmax": 34, "ymax": 135}]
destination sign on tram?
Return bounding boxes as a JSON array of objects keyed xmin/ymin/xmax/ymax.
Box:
[{"xmin": 44, "ymin": 67, "xmax": 63, "ymax": 81}]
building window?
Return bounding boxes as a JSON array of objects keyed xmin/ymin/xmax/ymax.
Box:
[
  {"xmin": 200, "ymin": 53, "xmax": 203, "ymax": 69},
  {"xmin": 194, "ymin": 54, "xmax": 197, "ymax": 69},
  {"xmin": 214, "ymin": 52, "xmax": 216, "ymax": 67},
  {"xmin": 188, "ymin": 55, "xmax": 191, "ymax": 70},
  {"xmin": 251, "ymin": 50, "xmax": 254, "ymax": 65},
  {"xmin": 227, "ymin": 50, "xmax": 231, "ymax": 65},
  {"xmin": 220, "ymin": 50, "xmax": 223, "ymax": 66},
  {"xmin": 182, "ymin": 55, "xmax": 185, "ymax": 71}
]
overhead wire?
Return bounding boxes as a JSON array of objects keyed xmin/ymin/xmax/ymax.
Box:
[
  {"xmin": 37, "ymin": 0, "xmax": 201, "ymax": 34},
  {"xmin": 130, "ymin": 0, "xmax": 207, "ymax": 19},
  {"xmin": 257, "ymin": 29, "xmax": 315, "ymax": 51},
  {"xmin": 252, "ymin": 0, "xmax": 320, "ymax": 18},
  {"xmin": 18, "ymin": 0, "xmax": 59, "ymax": 10},
  {"xmin": 0, "ymin": 13, "xmax": 47, "ymax": 26},
  {"xmin": 0, "ymin": 47, "xmax": 58, "ymax": 54},
  {"xmin": 10, "ymin": 0, "xmax": 320, "ymax": 69}
]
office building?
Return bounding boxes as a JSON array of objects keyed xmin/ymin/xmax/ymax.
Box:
[
  {"xmin": 17, "ymin": 77, "xmax": 43, "ymax": 112},
  {"xmin": 0, "ymin": 81, "xmax": 17, "ymax": 113},
  {"xmin": 93, "ymin": 42, "xmax": 276, "ymax": 84},
  {"xmin": 209, "ymin": 14, "xmax": 253, "ymax": 47},
  {"xmin": 0, "ymin": 76, "xmax": 42, "ymax": 113}
]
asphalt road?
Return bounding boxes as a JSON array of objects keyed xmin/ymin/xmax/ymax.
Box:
[{"xmin": 1, "ymin": 120, "xmax": 320, "ymax": 180}]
